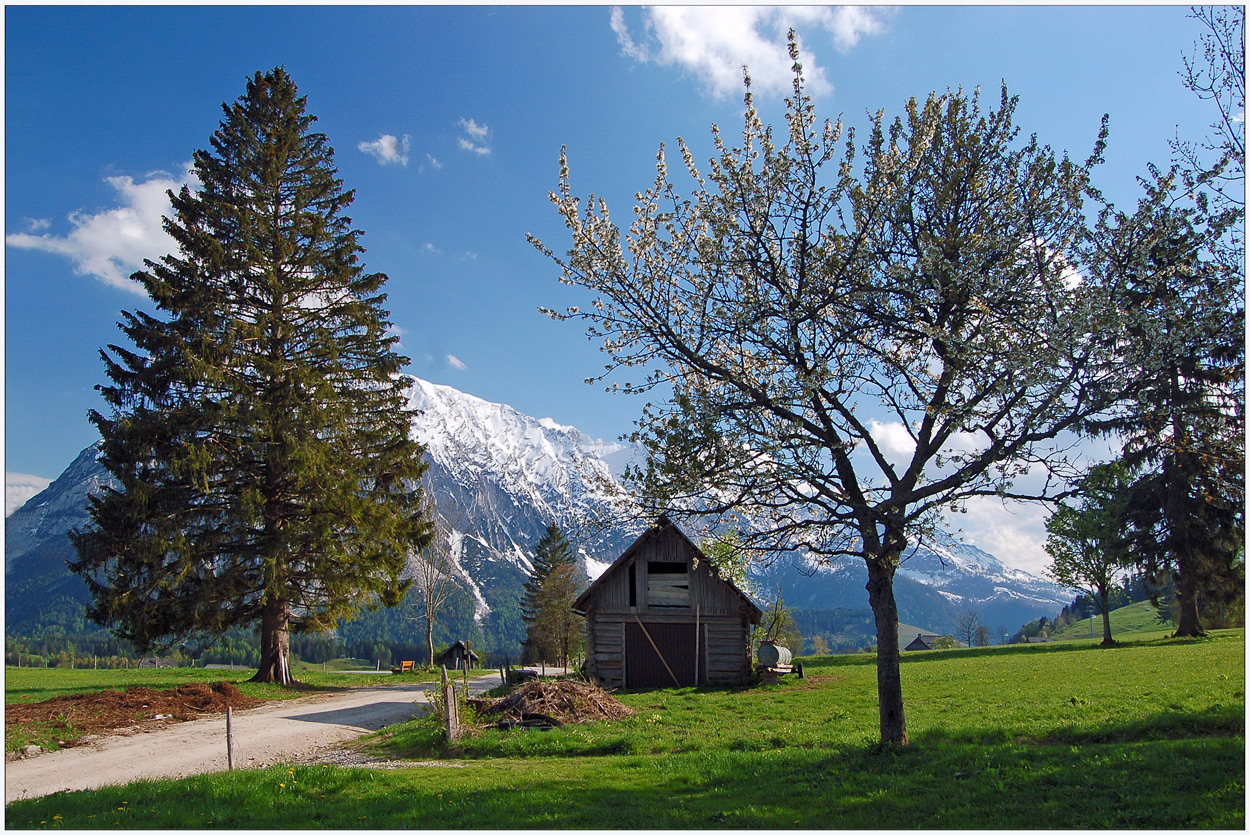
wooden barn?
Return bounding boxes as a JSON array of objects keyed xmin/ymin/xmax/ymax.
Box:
[
  {"xmin": 573, "ymin": 517, "xmax": 762, "ymax": 689},
  {"xmin": 437, "ymin": 640, "xmax": 479, "ymax": 671}
]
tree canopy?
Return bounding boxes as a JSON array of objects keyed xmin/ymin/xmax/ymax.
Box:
[
  {"xmin": 1087, "ymin": 169, "xmax": 1244, "ymax": 637},
  {"xmin": 534, "ymin": 39, "xmax": 1115, "ymax": 744},
  {"xmin": 1045, "ymin": 462, "xmax": 1134, "ymax": 645},
  {"xmin": 521, "ymin": 524, "xmax": 584, "ymax": 666},
  {"xmin": 70, "ymin": 68, "xmax": 430, "ymax": 684}
]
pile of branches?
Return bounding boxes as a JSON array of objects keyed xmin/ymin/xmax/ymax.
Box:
[{"xmin": 476, "ymin": 678, "xmax": 635, "ymax": 729}]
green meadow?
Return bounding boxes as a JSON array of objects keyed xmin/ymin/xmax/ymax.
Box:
[
  {"xmin": 1049, "ymin": 600, "xmax": 1181, "ymax": 643},
  {"xmin": 6, "ymin": 631, "xmax": 1243, "ymax": 829}
]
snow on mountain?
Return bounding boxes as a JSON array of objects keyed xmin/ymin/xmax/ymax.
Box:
[
  {"xmin": 409, "ymin": 377, "xmax": 632, "ymax": 534},
  {"xmin": 5, "ymin": 444, "xmax": 112, "ymax": 573},
  {"xmin": 6, "ymin": 472, "xmax": 54, "ymax": 517},
  {"xmin": 406, "ymin": 378, "xmax": 644, "ymax": 625},
  {"xmin": 5, "ymin": 376, "xmax": 1074, "ymax": 644}
]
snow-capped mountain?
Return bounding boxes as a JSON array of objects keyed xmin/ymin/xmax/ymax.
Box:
[
  {"xmin": 755, "ymin": 531, "xmax": 1072, "ymax": 636},
  {"xmin": 5, "ymin": 377, "xmax": 1073, "ymax": 649},
  {"xmin": 405, "ymin": 378, "xmax": 644, "ymax": 625}
]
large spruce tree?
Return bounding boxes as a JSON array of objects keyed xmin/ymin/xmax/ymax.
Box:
[
  {"xmin": 69, "ymin": 68, "xmax": 430, "ymax": 684},
  {"xmin": 1088, "ymin": 170, "xmax": 1244, "ymax": 637}
]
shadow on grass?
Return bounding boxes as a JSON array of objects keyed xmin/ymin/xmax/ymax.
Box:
[{"xmin": 9, "ymin": 727, "xmax": 1242, "ymax": 829}]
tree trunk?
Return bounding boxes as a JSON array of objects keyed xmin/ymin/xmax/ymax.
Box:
[
  {"xmin": 251, "ymin": 598, "xmax": 293, "ymax": 684},
  {"xmin": 865, "ymin": 556, "xmax": 908, "ymax": 746},
  {"xmin": 1173, "ymin": 570, "xmax": 1205, "ymax": 637},
  {"xmin": 426, "ymin": 613, "xmax": 435, "ymax": 669},
  {"xmin": 1098, "ymin": 588, "xmax": 1114, "ymax": 646}
]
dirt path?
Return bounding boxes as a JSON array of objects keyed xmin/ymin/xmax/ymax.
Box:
[{"xmin": 5, "ymin": 671, "xmax": 504, "ymax": 802}]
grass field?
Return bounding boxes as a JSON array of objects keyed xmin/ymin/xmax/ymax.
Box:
[
  {"xmin": 1049, "ymin": 600, "xmax": 1178, "ymax": 643},
  {"xmin": 5, "ymin": 630, "xmax": 1242, "ymax": 828}
]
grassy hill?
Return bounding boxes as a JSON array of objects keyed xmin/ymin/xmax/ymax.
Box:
[
  {"xmin": 1049, "ymin": 600, "xmax": 1177, "ymax": 642},
  {"xmin": 6, "ymin": 629, "xmax": 1242, "ymax": 828}
]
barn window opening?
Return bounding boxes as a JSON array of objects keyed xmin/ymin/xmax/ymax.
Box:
[
  {"xmin": 646, "ymin": 561, "xmax": 690, "ymax": 607},
  {"xmin": 628, "ymin": 562, "xmax": 637, "ymax": 608}
]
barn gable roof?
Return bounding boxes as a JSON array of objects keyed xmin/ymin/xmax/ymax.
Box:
[{"xmin": 574, "ymin": 516, "xmax": 762, "ymax": 621}]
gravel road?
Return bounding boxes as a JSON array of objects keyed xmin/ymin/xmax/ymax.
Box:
[{"xmin": 5, "ymin": 671, "xmax": 504, "ymax": 802}]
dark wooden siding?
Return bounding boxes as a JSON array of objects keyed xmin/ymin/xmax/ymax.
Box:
[
  {"xmin": 625, "ymin": 621, "xmax": 697, "ymax": 687},
  {"xmin": 580, "ymin": 522, "xmax": 760, "ymax": 689}
]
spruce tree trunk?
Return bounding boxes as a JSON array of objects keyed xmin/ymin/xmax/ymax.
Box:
[
  {"xmin": 252, "ymin": 598, "xmax": 293, "ymax": 684},
  {"xmin": 865, "ymin": 556, "xmax": 908, "ymax": 746},
  {"xmin": 1173, "ymin": 571, "xmax": 1205, "ymax": 637}
]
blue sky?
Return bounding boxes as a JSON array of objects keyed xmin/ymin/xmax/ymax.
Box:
[{"xmin": 4, "ymin": 5, "xmax": 1220, "ymax": 572}]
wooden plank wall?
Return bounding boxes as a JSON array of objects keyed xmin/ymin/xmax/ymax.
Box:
[{"xmin": 587, "ymin": 612, "xmax": 751, "ymax": 688}]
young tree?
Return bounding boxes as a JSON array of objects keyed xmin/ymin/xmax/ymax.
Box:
[
  {"xmin": 1045, "ymin": 462, "xmax": 1133, "ymax": 645},
  {"xmin": 955, "ymin": 609, "xmax": 984, "ymax": 648},
  {"xmin": 532, "ymin": 562, "xmax": 585, "ymax": 668},
  {"xmin": 1088, "ymin": 172, "xmax": 1244, "ymax": 638},
  {"xmin": 410, "ymin": 496, "xmax": 462, "ymax": 668},
  {"xmin": 69, "ymin": 69, "xmax": 430, "ymax": 684},
  {"xmin": 757, "ymin": 590, "xmax": 803, "ymax": 653},
  {"xmin": 520, "ymin": 524, "xmax": 580, "ymax": 665},
  {"xmin": 533, "ymin": 41, "xmax": 1113, "ymax": 744}
]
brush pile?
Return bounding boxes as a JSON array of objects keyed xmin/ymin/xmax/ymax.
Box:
[{"xmin": 477, "ymin": 678, "xmax": 634, "ymax": 729}]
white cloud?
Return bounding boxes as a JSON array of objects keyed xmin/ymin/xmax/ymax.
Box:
[
  {"xmin": 359, "ymin": 133, "xmax": 411, "ymax": 166},
  {"xmin": 6, "ymin": 165, "xmax": 197, "ymax": 294},
  {"xmin": 421, "ymin": 242, "xmax": 442, "ymax": 255},
  {"xmin": 867, "ymin": 420, "xmax": 916, "ymax": 463},
  {"xmin": 457, "ymin": 118, "xmax": 492, "ymax": 155},
  {"xmin": 610, "ymin": 5, "xmax": 894, "ymax": 99},
  {"xmin": 953, "ymin": 497, "xmax": 1053, "ymax": 577},
  {"xmin": 610, "ymin": 6, "xmax": 649, "ymax": 61},
  {"xmin": 446, "ymin": 354, "xmax": 468, "ymax": 371},
  {"xmin": 423, "ymin": 153, "xmax": 444, "ymax": 172},
  {"xmin": 460, "ymin": 118, "xmax": 488, "ymax": 140},
  {"xmin": 6, "ymin": 472, "xmax": 52, "ymax": 517}
]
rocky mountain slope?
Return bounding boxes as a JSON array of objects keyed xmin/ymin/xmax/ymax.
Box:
[{"xmin": 5, "ymin": 378, "xmax": 1073, "ymax": 651}]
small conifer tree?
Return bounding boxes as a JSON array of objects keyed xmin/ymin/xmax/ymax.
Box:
[{"xmin": 520, "ymin": 524, "xmax": 582, "ymax": 665}]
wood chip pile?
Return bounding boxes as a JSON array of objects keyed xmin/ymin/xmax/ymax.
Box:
[
  {"xmin": 477, "ymin": 679, "xmax": 635, "ymax": 726},
  {"xmin": 6, "ymin": 681, "xmax": 263, "ymax": 744}
]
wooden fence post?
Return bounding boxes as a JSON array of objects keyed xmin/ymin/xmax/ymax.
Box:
[
  {"xmin": 226, "ymin": 706, "xmax": 235, "ymax": 771},
  {"xmin": 441, "ymin": 665, "xmax": 461, "ymax": 742}
]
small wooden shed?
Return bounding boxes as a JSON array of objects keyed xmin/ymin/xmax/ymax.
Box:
[
  {"xmin": 437, "ymin": 640, "xmax": 479, "ymax": 671},
  {"xmin": 573, "ymin": 517, "xmax": 762, "ymax": 689}
]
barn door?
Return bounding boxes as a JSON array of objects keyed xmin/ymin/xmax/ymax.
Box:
[{"xmin": 625, "ymin": 621, "xmax": 699, "ymax": 688}]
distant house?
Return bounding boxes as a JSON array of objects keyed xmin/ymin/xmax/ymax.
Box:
[
  {"xmin": 138, "ymin": 657, "xmax": 177, "ymax": 668},
  {"xmin": 904, "ymin": 634, "xmax": 945, "ymax": 651},
  {"xmin": 437, "ymin": 640, "xmax": 479, "ymax": 671},
  {"xmin": 574, "ymin": 516, "xmax": 762, "ymax": 689}
]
